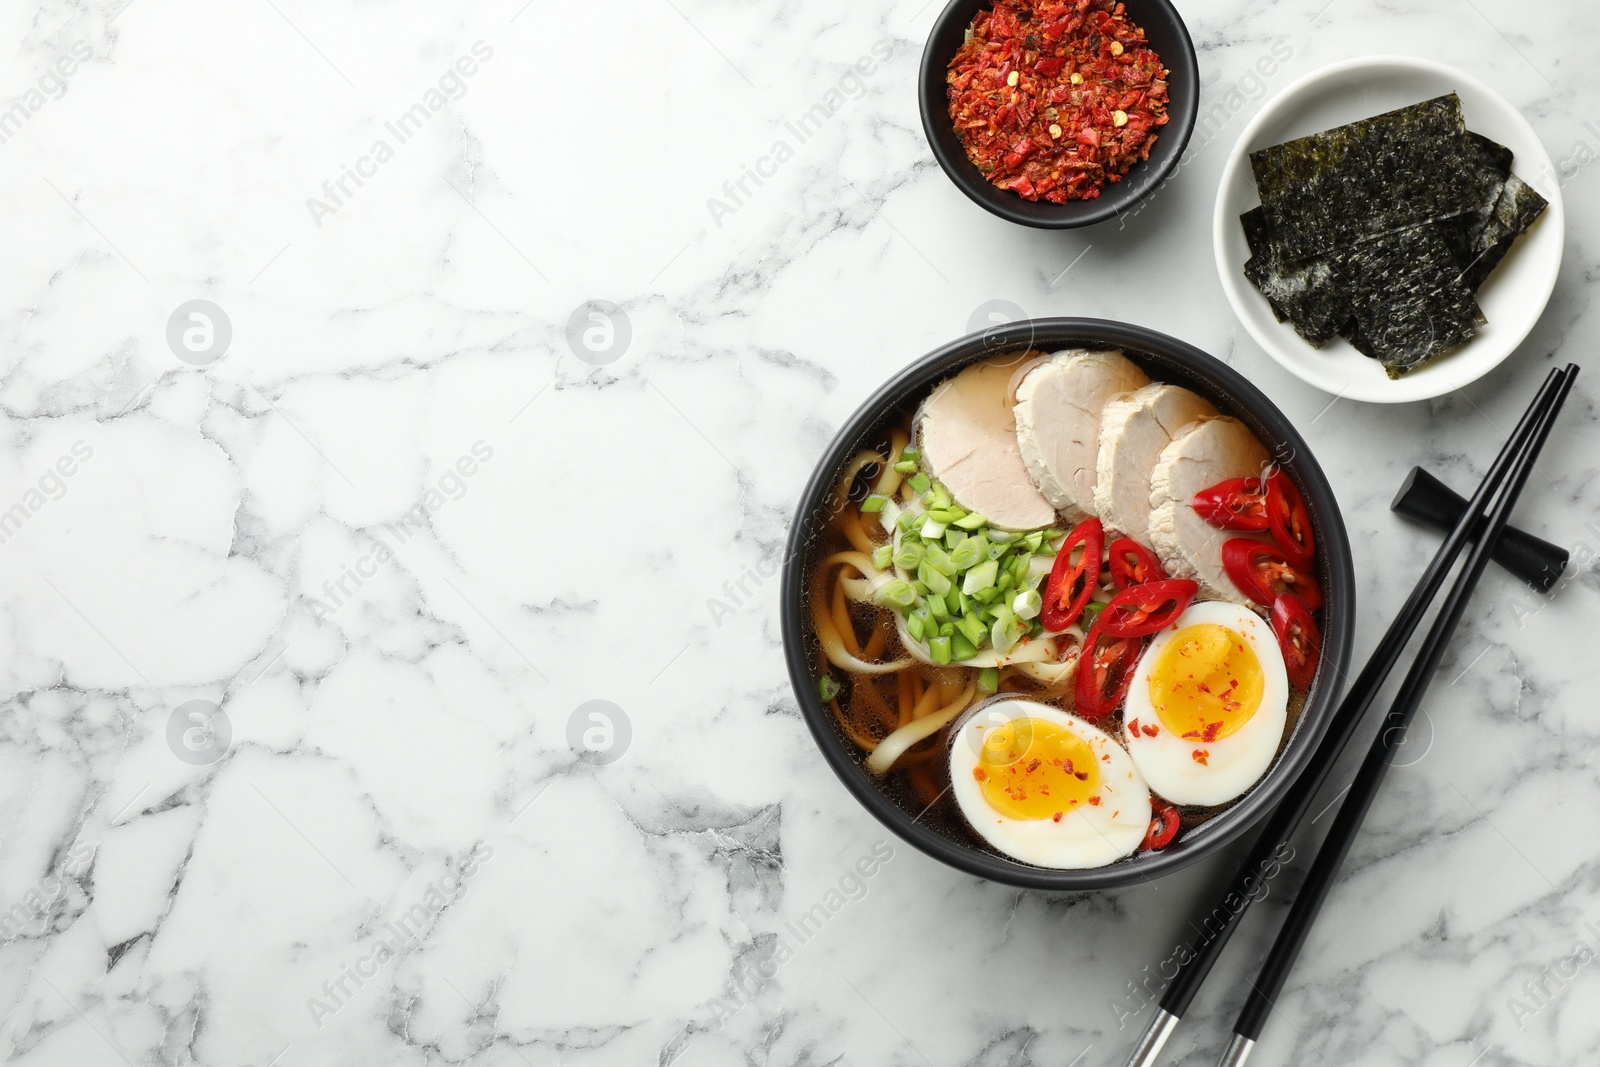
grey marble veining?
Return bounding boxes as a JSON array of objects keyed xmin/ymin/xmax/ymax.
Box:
[{"xmin": 0, "ymin": 1, "xmax": 1596, "ymax": 1065}]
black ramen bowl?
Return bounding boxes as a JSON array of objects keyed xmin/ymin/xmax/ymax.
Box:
[
  {"xmin": 919, "ymin": 0, "xmax": 1199, "ymax": 229},
  {"xmin": 781, "ymin": 319, "xmax": 1355, "ymax": 890}
]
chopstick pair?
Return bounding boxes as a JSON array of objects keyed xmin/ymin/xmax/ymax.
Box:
[{"xmin": 1125, "ymin": 365, "xmax": 1579, "ymax": 1067}]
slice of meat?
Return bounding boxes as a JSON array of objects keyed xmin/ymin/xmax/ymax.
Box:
[
  {"xmin": 918, "ymin": 356, "xmax": 1056, "ymax": 530},
  {"xmin": 1148, "ymin": 417, "xmax": 1272, "ymax": 604},
  {"xmin": 1093, "ymin": 383, "xmax": 1217, "ymax": 547},
  {"xmin": 1013, "ymin": 349, "xmax": 1150, "ymax": 522}
]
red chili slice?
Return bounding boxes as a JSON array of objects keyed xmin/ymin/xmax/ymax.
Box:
[
  {"xmin": 1099, "ymin": 579, "xmax": 1199, "ymax": 639},
  {"xmin": 1265, "ymin": 469, "xmax": 1315, "ymax": 569},
  {"xmin": 1108, "ymin": 537, "xmax": 1169, "ymax": 590},
  {"xmin": 1192, "ymin": 476, "xmax": 1269, "ymax": 531},
  {"xmin": 1221, "ymin": 539, "xmax": 1323, "ymax": 612},
  {"xmin": 1074, "ymin": 613, "xmax": 1143, "ymax": 721},
  {"xmin": 1041, "ymin": 517, "xmax": 1103, "ymax": 632},
  {"xmin": 1139, "ymin": 803, "xmax": 1180, "ymax": 851},
  {"xmin": 1271, "ymin": 592, "xmax": 1322, "ymax": 690}
]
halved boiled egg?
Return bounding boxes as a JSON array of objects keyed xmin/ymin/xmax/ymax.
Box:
[
  {"xmin": 950, "ymin": 699, "xmax": 1152, "ymax": 868},
  {"xmin": 1122, "ymin": 601, "xmax": 1289, "ymax": 807}
]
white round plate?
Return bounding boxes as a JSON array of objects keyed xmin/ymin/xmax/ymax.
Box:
[{"xmin": 1213, "ymin": 56, "xmax": 1564, "ymax": 404}]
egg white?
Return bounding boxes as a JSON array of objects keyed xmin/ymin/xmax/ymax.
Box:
[
  {"xmin": 1122, "ymin": 601, "xmax": 1289, "ymax": 807},
  {"xmin": 949, "ymin": 699, "xmax": 1152, "ymax": 869}
]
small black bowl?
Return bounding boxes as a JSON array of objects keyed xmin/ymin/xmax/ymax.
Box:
[
  {"xmin": 919, "ymin": 0, "xmax": 1200, "ymax": 228},
  {"xmin": 780, "ymin": 319, "xmax": 1355, "ymax": 891}
]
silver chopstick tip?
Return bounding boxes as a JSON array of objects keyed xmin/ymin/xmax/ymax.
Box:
[
  {"xmin": 1122, "ymin": 1009, "xmax": 1179, "ymax": 1067},
  {"xmin": 1217, "ymin": 1033, "xmax": 1255, "ymax": 1067}
]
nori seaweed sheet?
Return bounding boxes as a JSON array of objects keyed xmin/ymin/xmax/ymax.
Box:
[
  {"xmin": 1249, "ymin": 95, "xmax": 1477, "ymax": 251},
  {"xmin": 1337, "ymin": 223, "xmax": 1484, "ymax": 378},
  {"xmin": 1459, "ymin": 174, "xmax": 1549, "ymax": 289},
  {"xmin": 1239, "ymin": 95, "xmax": 1548, "ymax": 377}
]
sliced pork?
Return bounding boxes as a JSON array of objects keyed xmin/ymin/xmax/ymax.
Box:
[
  {"xmin": 918, "ymin": 357, "xmax": 1056, "ymax": 530},
  {"xmin": 1093, "ymin": 383, "xmax": 1217, "ymax": 546},
  {"xmin": 1148, "ymin": 417, "xmax": 1271, "ymax": 604},
  {"xmin": 1013, "ymin": 349, "xmax": 1150, "ymax": 522}
]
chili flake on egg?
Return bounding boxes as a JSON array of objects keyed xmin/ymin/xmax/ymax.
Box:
[{"xmin": 946, "ymin": 0, "xmax": 1170, "ymax": 202}]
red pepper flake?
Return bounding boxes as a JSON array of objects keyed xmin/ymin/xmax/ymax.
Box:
[
  {"xmin": 1052, "ymin": 811, "xmax": 1063, "ymax": 822},
  {"xmin": 1128, "ymin": 717, "xmax": 1141, "ymax": 736},
  {"xmin": 1192, "ymin": 749, "xmax": 1209, "ymax": 765},
  {"xmin": 972, "ymin": 767, "xmax": 988, "ymax": 782},
  {"xmin": 1088, "ymin": 795, "xmax": 1102, "ymax": 806},
  {"xmin": 1027, "ymin": 758, "xmax": 1042, "ymax": 773},
  {"xmin": 1202, "ymin": 721, "xmax": 1222, "ymax": 742},
  {"xmin": 945, "ymin": 0, "xmax": 1170, "ymax": 203},
  {"xmin": 1142, "ymin": 723, "xmax": 1158, "ymax": 737},
  {"xmin": 1074, "ymin": 770, "xmax": 1089, "ymax": 781}
]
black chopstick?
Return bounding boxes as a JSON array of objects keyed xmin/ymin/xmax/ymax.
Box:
[
  {"xmin": 1221, "ymin": 364, "xmax": 1577, "ymax": 1064},
  {"xmin": 1122, "ymin": 366, "xmax": 1571, "ymax": 1067}
]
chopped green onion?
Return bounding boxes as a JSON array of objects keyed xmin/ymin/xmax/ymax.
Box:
[
  {"xmin": 962, "ymin": 559, "xmax": 999, "ymax": 594},
  {"xmin": 907, "ymin": 613, "xmax": 925, "ymax": 642},
  {"xmin": 992, "ymin": 609, "xmax": 1024, "ymax": 655},
  {"xmin": 909, "ymin": 472, "xmax": 931, "ymax": 494},
  {"xmin": 1009, "ymin": 554, "xmax": 1032, "ymax": 584},
  {"xmin": 1081, "ymin": 601, "xmax": 1106, "ymax": 629},
  {"xmin": 924, "ymin": 542, "xmax": 956, "ymax": 576},
  {"xmin": 818, "ymin": 676, "xmax": 841, "ymax": 703},
  {"xmin": 872, "ymin": 545, "xmax": 893, "ymax": 570},
  {"xmin": 928, "ymin": 635, "xmax": 952, "ymax": 665},
  {"xmin": 950, "ymin": 632, "xmax": 978, "ymax": 661},
  {"xmin": 938, "ymin": 620, "xmax": 955, "ymax": 637},
  {"xmin": 953, "ymin": 511, "xmax": 988, "ymax": 530},
  {"xmin": 898, "ymin": 446, "xmax": 921, "ymax": 462},
  {"xmin": 910, "ymin": 579, "xmax": 928, "ymax": 596},
  {"xmin": 893, "ymin": 543, "xmax": 924, "ymax": 571},
  {"xmin": 950, "ymin": 589, "xmax": 969, "ymax": 615},
  {"xmin": 956, "ymin": 612, "xmax": 987, "ymax": 647},
  {"xmin": 971, "ymin": 586, "xmax": 1001, "ymax": 604},
  {"xmin": 920, "ymin": 516, "xmax": 948, "ymax": 540},
  {"xmin": 928, "ymin": 592, "xmax": 949, "ymax": 620},
  {"xmin": 930, "ymin": 485, "xmax": 952, "ymax": 510},
  {"xmin": 949, "ymin": 536, "xmax": 985, "ymax": 571},
  {"xmin": 1023, "ymin": 531, "xmax": 1045, "ymax": 552},
  {"xmin": 918, "ymin": 561, "xmax": 951, "ymax": 596},
  {"xmin": 977, "ymin": 667, "xmax": 1000, "ymax": 693},
  {"xmin": 860, "ymin": 494, "xmax": 888, "ymax": 514},
  {"xmin": 996, "ymin": 572, "xmax": 1015, "ymax": 596},
  {"xmin": 988, "ymin": 529, "xmax": 1019, "ymax": 544},
  {"xmin": 896, "ymin": 509, "xmax": 920, "ymax": 533},
  {"xmin": 875, "ymin": 579, "xmax": 917, "ymax": 610},
  {"xmin": 987, "ymin": 539, "xmax": 1009, "ymax": 562},
  {"xmin": 926, "ymin": 508, "xmax": 961, "ymax": 524},
  {"xmin": 893, "ymin": 459, "xmax": 918, "ymax": 473},
  {"xmin": 1013, "ymin": 588, "xmax": 1042, "ymax": 620},
  {"xmin": 944, "ymin": 529, "xmax": 968, "ymax": 551}
]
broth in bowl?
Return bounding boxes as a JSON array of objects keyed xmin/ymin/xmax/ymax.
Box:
[{"xmin": 802, "ymin": 348, "xmax": 1325, "ymax": 871}]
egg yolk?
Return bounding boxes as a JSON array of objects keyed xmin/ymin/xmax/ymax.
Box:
[
  {"xmin": 1149, "ymin": 624, "xmax": 1264, "ymax": 743},
  {"xmin": 972, "ymin": 719, "xmax": 1101, "ymax": 820}
]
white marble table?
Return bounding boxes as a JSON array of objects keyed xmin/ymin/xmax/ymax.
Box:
[{"xmin": 0, "ymin": 1, "xmax": 1596, "ymax": 1065}]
